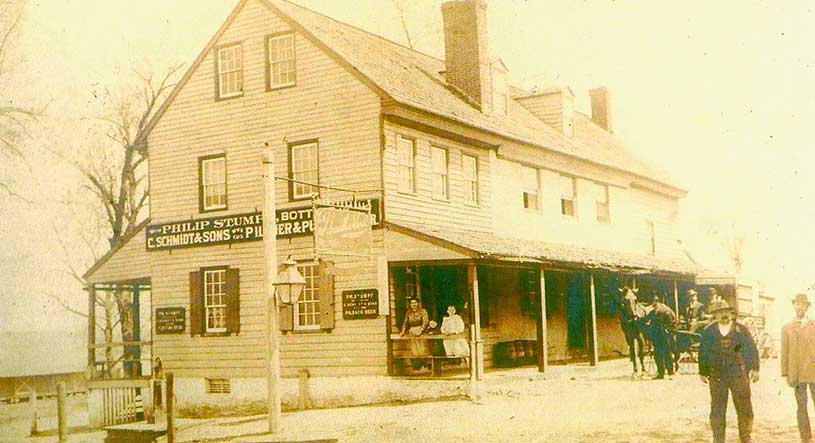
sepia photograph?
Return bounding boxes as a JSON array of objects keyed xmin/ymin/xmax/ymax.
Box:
[{"xmin": 1, "ymin": 0, "xmax": 813, "ymax": 442}]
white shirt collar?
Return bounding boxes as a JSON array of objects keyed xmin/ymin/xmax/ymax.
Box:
[{"xmin": 718, "ymin": 322, "xmax": 732, "ymax": 336}]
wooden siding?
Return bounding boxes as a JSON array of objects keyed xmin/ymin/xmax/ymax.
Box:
[
  {"xmin": 382, "ymin": 122, "xmax": 494, "ymax": 233},
  {"xmin": 146, "ymin": 0, "xmax": 384, "ymax": 379},
  {"xmin": 87, "ymin": 226, "xmax": 150, "ymax": 284},
  {"xmin": 516, "ymin": 91, "xmax": 571, "ymax": 134}
]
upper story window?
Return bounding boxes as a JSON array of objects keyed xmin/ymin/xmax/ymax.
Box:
[
  {"xmin": 431, "ymin": 146, "xmax": 449, "ymax": 200},
  {"xmin": 295, "ymin": 263, "xmax": 320, "ymax": 330},
  {"xmin": 396, "ymin": 136, "xmax": 416, "ymax": 193},
  {"xmin": 199, "ymin": 154, "xmax": 227, "ymax": 212},
  {"xmin": 595, "ymin": 183, "xmax": 610, "ymax": 223},
  {"xmin": 560, "ymin": 175, "xmax": 577, "ymax": 217},
  {"xmin": 289, "ymin": 140, "xmax": 319, "ymax": 200},
  {"xmin": 521, "ymin": 166, "xmax": 539, "ymax": 210},
  {"xmin": 216, "ymin": 43, "xmax": 243, "ymax": 99},
  {"xmin": 204, "ymin": 269, "xmax": 227, "ymax": 333},
  {"xmin": 267, "ymin": 33, "xmax": 296, "ymax": 89},
  {"xmin": 462, "ymin": 154, "xmax": 479, "ymax": 205}
]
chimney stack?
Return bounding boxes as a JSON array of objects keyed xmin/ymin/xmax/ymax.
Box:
[
  {"xmin": 441, "ymin": 0, "xmax": 492, "ymax": 112},
  {"xmin": 589, "ymin": 87, "xmax": 612, "ymax": 132}
]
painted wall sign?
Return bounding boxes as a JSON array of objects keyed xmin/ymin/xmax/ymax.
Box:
[
  {"xmin": 341, "ymin": 289, "xmax": 379, "ymax": 320},
  {"xmin": 145, "ymin": 198, "xmax": 381, "ymax": 251},
  {"xmin": 155, "ymin": 307, "xmax": 186, "ymax": 334}
]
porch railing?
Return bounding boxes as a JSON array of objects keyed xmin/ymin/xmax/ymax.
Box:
[{"xmin": 88, "ymin": 341, "xmax": 152, "ymax": 380}]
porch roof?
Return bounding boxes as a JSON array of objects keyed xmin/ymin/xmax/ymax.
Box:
[
  {"xmin": 83, "ymin": 220, "xmax": 151, "ymax": 285},
  {"xmin": 386, "ymin": 222, "xmax": 702, "ymax": 276}
]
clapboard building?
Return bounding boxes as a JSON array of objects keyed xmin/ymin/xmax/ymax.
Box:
[{"xmin": 83, "ymin": 0, "xmax": 700, "ymax": 417}]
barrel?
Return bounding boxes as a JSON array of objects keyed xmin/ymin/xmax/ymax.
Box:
[
  {"xmin": 514, "ymin": 340, "xmax": 527, "ymax": 361},
  {"xmin": 523, "ymin": 340, "xmax": 537, "ymax": 364},
  {"xmin": 493, "ymin": 341, "xmax": 517, "ymax": 367}
]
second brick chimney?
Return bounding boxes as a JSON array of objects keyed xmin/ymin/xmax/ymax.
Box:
[
  {"xmin": 589, "ymin": 87, "xmax": 613, "ymax": 132},
  {"xmin": 442, "ymin": 0, "xmax": 492, "ymax": 113}
]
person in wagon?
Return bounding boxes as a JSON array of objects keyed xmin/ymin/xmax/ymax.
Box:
[
  {"xmin": 401, "ymin": 297, "xmax": 430, "ymax": 370},
  {"xmin": 698, "ymin": 299, "xmax": 759, "ymax": 443},
  {"xmin": 440, "ymin": 305, "xmax": 470, "ymax": 359}
]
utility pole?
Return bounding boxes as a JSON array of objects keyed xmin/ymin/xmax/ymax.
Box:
[{"xmin": 263, "ymin": 145, "xmax": 281, "ymax": 433}]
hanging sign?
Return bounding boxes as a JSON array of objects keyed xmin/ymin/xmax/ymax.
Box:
[
  {"xmin": 314, "ymin": 205, "xmax": 372, "ymax": 257},
  {"xmin": 155, "ymin": 307, "xmax": 186, "ymax": 334},
  {"xmin": 342, "ymin": 289, "xmax": 379, "ymax": 320}
]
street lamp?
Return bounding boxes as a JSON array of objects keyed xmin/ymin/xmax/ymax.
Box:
[{"xmin": 274, "ymin": 256, "xmax": 306, "ymax": 305}]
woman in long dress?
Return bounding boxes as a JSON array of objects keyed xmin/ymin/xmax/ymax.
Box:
[
  {"xmin": 441, "ymin": 305, "xmax": 470, "ymax": 357},
  {"xmin": 401, "ymin": 298, "xmax": 430, "ymax": 369}
]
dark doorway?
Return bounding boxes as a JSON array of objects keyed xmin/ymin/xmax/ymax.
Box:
[{"xmin": 567, "ymin": 273, "xmax": 588, "ymax": 350}]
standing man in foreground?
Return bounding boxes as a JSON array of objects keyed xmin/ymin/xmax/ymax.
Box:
[
  {"xmin": 781, "ymin": 293, "xmax": 815, "ymax": 443},
  {"xmin": 699, "ymin": 300, "xmax": 760, "ymax": 443}
]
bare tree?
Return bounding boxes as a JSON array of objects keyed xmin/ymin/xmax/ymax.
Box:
[
  {"xmin": 0, "ymin": 0, "xmax": 40, "ymax": 200},
  {"xmin": 707, "ymin": 219, "xmax": 747, "ymax": 275},
  {"xmin": 392, "ymin": 0, "xmax": 416, "ymax": 49}
]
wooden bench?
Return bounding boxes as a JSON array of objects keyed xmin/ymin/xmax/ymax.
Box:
[{"xmin": 390, "ymin": 334, "xmax": 470, "ymax": 377}]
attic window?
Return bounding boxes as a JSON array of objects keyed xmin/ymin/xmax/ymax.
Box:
[
  {"xmin": 216, "ymin": 43, "xmax": 243, "ymax": 99},
  {"xmin": 207, "ymin": 378, "xmax": 231, "ymax": 394},
  {"xmin": 267, "ymin": 33, "xmax": 296, "ymax": 89}
]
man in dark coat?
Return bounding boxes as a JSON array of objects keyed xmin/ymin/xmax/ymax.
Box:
[
  {"xmin": 685, "ymin": 289, "xmax": 707, "ymax": 321},
  {"xmin": 699, "ymin": 300, "xmax": 760, "ymax": 443},
  {"xmin": 648, "ymin": 293, "xmax": 677, "ymax": 379}
]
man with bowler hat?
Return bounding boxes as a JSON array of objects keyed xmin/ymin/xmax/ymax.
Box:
[
  {"xmin": 648, "ymin": 292, "xmax": 677, "ymax": 379},
  {"xmin": 699, "ymin": 299, "xmax": 760, "ymax": 443},
  {"xmin": 782, "ymin": 293, "xmax": 815, "ymax": 443}
]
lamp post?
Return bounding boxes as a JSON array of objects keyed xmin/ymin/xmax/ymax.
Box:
[{"xmin": 263, "ymin": 147, "xmax": 307, "ymax": 434}]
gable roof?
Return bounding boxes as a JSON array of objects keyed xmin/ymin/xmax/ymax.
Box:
[{"xmin": 139, "ymin": 0, "xmax": 683, "ymax": 193}]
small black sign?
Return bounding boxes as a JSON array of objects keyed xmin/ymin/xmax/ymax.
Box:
[
  {"xmin": 342, "ymin": 289, "xmax": 379, "ymax": 320},
  {"xmin": 156, "ymin": 307, "xmax": 186, "ymax": 334}
]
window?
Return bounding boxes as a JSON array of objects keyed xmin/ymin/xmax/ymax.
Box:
[
  {"xmin": 560, "ymin": 175, "xmax": 576, "ymax": 217},
  {"xmin": 519, "ymin": 269, "xmax": 541, "ymax": 318},
  {"xmin": 396, "ymin": 136, "xmax": 415, "ymax": 193},
  {"xmin": 595, "ymin": 183, "xmax": 610, "ymax": 223},
  {"xmin": 204, "ymin": 269, "xmax": 227, "ymax": 333},
  {"xmin": 462, "ymin": 154, "xmax": 479, "ymax": 205},
  {"xmin": 521, "ymin": 166, "xmax": 539, "ymax": 210},
  {"xmin": 295, "ymin": 263, "xmax": 320, "ymax": 330},
  {"xmin": 431, "ymin": 146, "xmax": 449, "ymax": 200},
  {"xmin": 289, "ymin": 141, "xmax": 319, "ymax": 200},
  {"xmin": 267, "ymin": 33, "xmax": 295, "ymax": 89},
  {"xmin": 207, "ymin": 378, "xmax": 231, "ymax": 394},
  {"xmin": 199, "ymin": 155, "xmax": 227, "ymax": 212},
  {"xmin": 216, "ymin": 43, "xmax": 243, "ymax": 99},
  {"xmin": 647, "ymin": 221, "xmax": 656, "ymax": 255}
]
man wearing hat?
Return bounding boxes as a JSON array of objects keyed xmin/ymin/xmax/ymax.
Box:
[
  {"xmin": 648, "ymin": 292, "xmax": 677, "ymax": 379},
  {"xmin": 781, "ymin": 293, "xmax": 815, "ymax": 443},
  {"xmin": 685, "ymin": 289, "xmax": 707, "ymax": 324},
  {"xmin": 699, "ymin": 299, "xmax": 760, "ymax": 443}
]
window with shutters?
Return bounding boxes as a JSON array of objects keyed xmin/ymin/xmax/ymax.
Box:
[
  {"xmin": 288, "ymin": 140, "xmax": 319, "ymax": 200},
  {"xmin": 560, "ymin": 174, "xmax": 577, "ymax": 217},
  {"xmin": 206, "ymin": 378, "xmax": 231, "ymax": 394},
  {"xmin": 266, "ymin": 33, "xmax": 296, "ymax": 89},
  {"xmin": 215, "ymin": 43, "xmax": 243, "ymax": 99},
  {"xmin": 295, "ymin": 263, "xmax": 320, "ymax": 330},
  {"xmin": 522, "ymin": 166, "xmax": 539, "ymax": 210},
  {"xmin": 199, "ymin": 154, "xmax": 227, "ymax": 212},
  {"xmin": 396, "ymin": 135, "xmax": 416, "ymax": 194},
  {"xmin": 190, "ymin": 266, "xmax": 240, "ymax": 336},
  {"xmin": 204, "ymin": 269, "xmax": 227, "ymax": 333},
  {"xmin": 462, "ymin": 154, "xmax": 479, "ymax": 205},
  {"xmin": 431, "ymin": 146, "xmax": 449, "ymax": 200}
]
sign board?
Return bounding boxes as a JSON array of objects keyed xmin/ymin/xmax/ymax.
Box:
[
  {"xmin": 342, "ymin": 289, "xmax": 379, "ymax": 320},
  {"xmin": 146, "ymin": 198, "xmax": 381, "ymax": 251},
  {"xmin": 156, "ymin": 307, "xmax": 186, "ymax": 334},
  {"xmin": 314, "ymin": 205, "xmax": 372, "ymax": 257}
]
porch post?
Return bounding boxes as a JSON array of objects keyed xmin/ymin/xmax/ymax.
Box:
[
  {"xmin": 87, "ymin": 284, "xmax": 96, "ymax": 378},
  {"xmin": 536, "ymin": 269, "xmax": 548, "ymax": 372},
  {"xmin": 588, "ymin": 273, "xmax": 599, "ymax": 367},
  {"xmin": 467, "ymin": 263, "xmax": 484, "ymax": 401},
  {"xmin": 132, "ymin": 283, "xmax": 142, "ymax": 377},
  {"xmin": 673, "ymin": 279, "xmax": 680, "ymax": 318}
]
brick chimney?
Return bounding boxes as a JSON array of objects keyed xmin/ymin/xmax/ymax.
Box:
[
  {"xmin": 441, "ymin": 0, "xmax": 492, "ymax": 113},
  {"xmin": 589, "ymin": 87, "xmax": 612, "ymax": 132}
]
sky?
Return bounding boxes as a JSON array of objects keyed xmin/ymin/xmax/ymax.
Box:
[{"xmin": 1, "ymin": 0, "xmax": 814, "ymax": 335}]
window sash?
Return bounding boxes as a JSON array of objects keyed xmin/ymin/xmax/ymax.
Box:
[
  {"xmin": 217, "ymin": 45, "xmax": 243, "ymax": 98},
  {"xmin": 560, "ymin": 175, "xmax": 576, "ymax": 216},
  {"xmin": 595, "ymin": 184, "xmax": 610, "ymax": 222},
  {"xmin": 268, "ymin": 34, "xmax": 295, "ymax": 87},
  {"xmin": 291, "ymin": 143, "xmax": 318, "ymax": 199},
  {"xmin": 462, "ymin": 154, "xmax": 478, "ymax": 204},
  {"xmin": 202, "ymin": 157, "xmax": 226, "ymax": 210},
  {"xmin": 295, "ymin": 263, "xmax": 320, "ymax": 330},
  {"xmin": 397, "ymin": 137, "xmax": 415, "ymax": 193},
  {"xmin": 431, "ymin": 146, "xmax": 448, "ymax": 199},
  {"xmin": 204, "ymin": 269, "xmax": 227, "ymax": 333},
  {"xmin": 522, "ymin": 166, "xmax": 539, "ymax": 209}
]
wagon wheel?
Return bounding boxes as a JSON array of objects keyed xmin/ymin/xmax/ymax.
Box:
[
  {"xmin": 642, "ymin": 341, "xmax": 657, "ymax": 376},
  {"xmin": 676, "ymin": 347, "xmax": 699, "ymax": 374}
]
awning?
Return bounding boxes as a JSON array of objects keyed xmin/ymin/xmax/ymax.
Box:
[{"xmin": 385, "ymin": 222, "xmax": 702, "ymax": 276}]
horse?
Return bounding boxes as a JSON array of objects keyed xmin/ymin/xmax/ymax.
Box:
[{"xmin": 614, "ymin": 286, "xmax": 648, "ymax": 378}]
